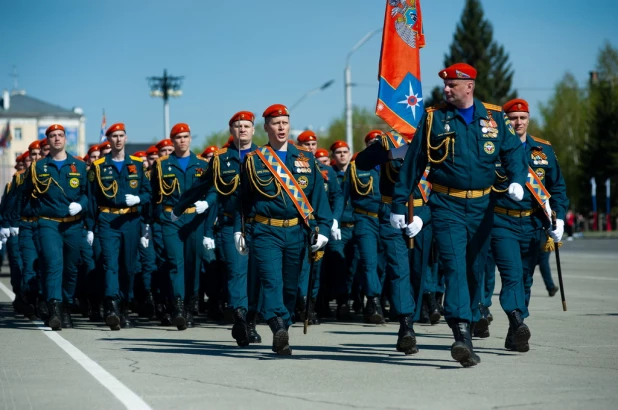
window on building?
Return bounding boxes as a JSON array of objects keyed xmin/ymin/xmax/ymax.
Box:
[{"xmin": 14, "ymin": 127, "xmax": 22, "ymax": 141}]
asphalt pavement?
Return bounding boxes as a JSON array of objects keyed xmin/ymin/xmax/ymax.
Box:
[{"xmin": 1, "ymin": 238, "xmax": 617, "ymax": 410}]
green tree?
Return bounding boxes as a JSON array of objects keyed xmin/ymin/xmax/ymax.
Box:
[
  {"xmin": 538, "ymin": 73, "xmax": 589, "ymax": 209},
  {"xmin": 425, "ymin": 0, "xmax": 516, "ymax": 106},
  {"xmin": 323, "ymin": 106, "xmax": 389, "ymax": 153}
]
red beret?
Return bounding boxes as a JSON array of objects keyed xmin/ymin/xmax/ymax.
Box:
[
  {"xmin": 439, "ymin": 63, "xmax": 477, "ymax": 80},
  {"xmin": 229, "ymin": 111, "xmax": 255, "ymax": 126},
  {"xmin": 156, "ymin": 139, "xmax": 173, "ymax": 150},
  {"xmin": 28, "ymin": 140, "xmax": 41, "ymax": 151},
  {"xmin": 315, "ymin": 148, "xmax": 329, "ymax": 159},
  {"xmin": 133, "ymin": 151, "xmax": 147, "ymax": 158},
  {"xmin": 330, "ymin": 140, "xmax": 349, "ymax": 152},
  {"xmin": 106, "ymin": 123, "xmax": 125, "ymax": 136},
  {"xmin": 100, "ymin": 141, "xmax": 111, "ymax": 150},
  {"xmin": 262, "ymin": 104, "xmax": 289, "ymax": 118},
  {"xmin": 83, "ymin": 154, "xmax": 90, "ymax": 162},
  {"xmin": 40, "ymin": 138, "xmax": 49, "ymax": 147},
  {"xmin": 202, "ymin": 146, "xmax": 218, "ymax": 156},
  {"xmin": 170, "ymin": 123, "xmax": 190, "ymax": 138},
  {"xmin": 503, "ymin": 98, "xmax": 529, "ymax": 113},
  {"xmin": 351, "ymin": 152, "xmax": 359, "ymax": 162},
  {"xmin": 297, "ymin": 130, "xmax": 317, "ymax": 143},
  {"xmin": 22, "ymin": 151, "xmax": 30, "ymax": 159},
  {"xmin": 45, "ymin": 124, "xmax": 65, "ymax": 136},
  {"xmin": 145, "ymin": 145, "xmax": 159, "ymax": 156},
  {"xmin": 87, "ymin": 144, "xmax": 100, "ymax": 155},
  {"xmin": 365, "ymin": 130, "xmax": 383, "ymax": 144},
  {"xmin": 330, "ymin": 159, "xmax": 337, "ymax": 167}
]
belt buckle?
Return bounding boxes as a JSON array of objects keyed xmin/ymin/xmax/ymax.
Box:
[
  {"xmin": 466, "ymin": 190, "xmax": 473, "ymax": 199},
  {"xmin": 282, "ymin": 219, "xmax": 290, "ymax": 227}
]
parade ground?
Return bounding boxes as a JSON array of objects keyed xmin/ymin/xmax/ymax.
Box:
[{"xmin": 1, "ymin": 238, "xmax": 616, "ymax": 410}]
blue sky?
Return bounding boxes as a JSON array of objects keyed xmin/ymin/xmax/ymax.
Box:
[{"xmin": 3, "ymin": 0, "xmax": 617, "ymax": 145}]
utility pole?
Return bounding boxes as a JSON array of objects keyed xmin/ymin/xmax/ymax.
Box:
[{"xmin": 147, "ymin": 69, "xmax": 184, "ymax": 138}]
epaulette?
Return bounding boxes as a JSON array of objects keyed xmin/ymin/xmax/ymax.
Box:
[
  {"xmin": 215, "ymin": 147, "xmax": 228, "ymax": 156},
  {"xmin": 73, "ymin": 156, "xmax": 85, "ymax": 162},
  {"xmin": 482, "ymin": 102, "xmax": 502, "ymax": 112},
  {"xmin": 297, "ymin": 145, "xmax": 311, "ymax": 152},
  {"xmin": 129, "ymin": 155, "xmax": 144, "ymax": 162},
  {"xmin": 531, "ymin": 136, "xmax": 552, "ymax": 146},
  {"xmin": 197, "ymin": 156, "xmax": 209, "ymax": 163},
  {"xmin": 426, "ymin": 102, "xmax": 447, "ymax": 112},
  {"xmin": 93, "ymin": 158, "xmax": 105, "ymax": 166}
]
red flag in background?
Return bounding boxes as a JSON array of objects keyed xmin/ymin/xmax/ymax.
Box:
[{"xmin": 376, "ymin": 0, "xmax": 425, "ymax": 138}]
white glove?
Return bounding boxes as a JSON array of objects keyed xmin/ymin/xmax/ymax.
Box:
[
  {"xmin": 1, "ymin": 237, "xmax": 6, "ymax": 244},
  {"xmin": 544, "ymin": 201, "xmax": 553, "ymax": 222},
  {"xmin": 194, "ymin": 200, "xmax": 209, "ymax": 214},
  {"xmin": 405, "ymin": 216, "xmax": 423, "ymax": 238},
  {"xmin": 311, "ymin": 233, "xmax": 329, "ymax": 252},
  {"xmin": 68, "ymin": 202, "xmax": 82, "ymax": 216},
  {"xmin": 125, "ymin": 194, "xmax": 140, "ymax": 206},
  {"xmin": 0, "ymin": 228, "xmax": 9, "ymax": 239},
  {"xmin": 203, "ymin": 237, "xmax": 215, "ymax": 250},
  {"xmin": 9, "ymin": 227, "xmax": 19, "ymax": 237},
  {"xmin": 390, "ymin": 213, "xmax": 407, "ymax": 229},
  {"xmin": 140, "ymin": 236, "xmax": 149, "ymax": 248},
  {"xmin": 549, "ymin": 219, "xmax": 564, "ymax": 242},
  {"xmin": 390, "ymin": 144, "xmax": 409, "ymax": 160},
  {"xmin": 508, "ymin": 183, "xmax": 524, "ymax": 202},
  {"xmin": 234, "ymin": 232, "xmax": 248, "ymax": 255},
  {"xmin": 87, "ymin": 231, "xmax": 94, "ymax": 246},
  {"xmin": 170, "ymin": 211, "xmax": 180, "ymax": 222},
  {"xmin": 331, "ymin": 220, "xmax": 341, "ymax": 241}
]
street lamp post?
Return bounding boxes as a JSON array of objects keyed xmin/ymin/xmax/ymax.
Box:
[
  {"xmin": 344, "ymin": 28, "xmax": 382, "ymax": 152},
  {"xmin": 290, "ymin": 79, "xmax": 335, "ymax": 112},
  {"xmin": 147, "ymin": 69, "xmax": 184, "ymax": 138}
]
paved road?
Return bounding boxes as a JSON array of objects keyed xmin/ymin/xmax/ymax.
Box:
[{"xmin": 1, "ymin": 239, "xmax": 617, "ymax": 410}]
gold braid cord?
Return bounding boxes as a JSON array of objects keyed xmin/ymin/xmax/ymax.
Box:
[
  {"xmin": 94, "ymin": 163, "xmax": 118, "ymax": 199},
  {"xmin": 246, "ymin": 155, "xmax": 281, "ymax": 199},
  {"xmin": 155, "ymin": 159, "xmax": 179, "ymax": 204},
  {"xmin": 31, "ymin": 162, "xmax": 65, "ymax": 197},
  {"xmin": 350, "ymin": 162, "xmax": 373, "ymax": 196},
  {"xmin": 426, "ymin": 111, "xmax": 455, "ymax": 164},
  {"xmin": 213, "ymin": 155, "xmax": 239, "ymax": 196},
  {"xmin": 384, "ymin": 161, "xmax": 399, "ymax": 184},
  {"xmin": 312, "ymin": 250, "xmax": 325, "ymax": 262},
  {"xmin": 491, "ymin": 170, "xmax": 509, "ymax": 193}
]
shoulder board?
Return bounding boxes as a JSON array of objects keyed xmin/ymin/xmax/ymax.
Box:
[
  {"xmin": 158, "ymin": 155, "xmax": 169, "ymax": 161},
  {"xmin": 297, "ymin": 145, "xmax": 311, "ymax": 152},
  {"xmin": 482, "ymin": 102, "xmax": 502, "ymax": 112},
  {"xmin": 215, "ymin": 148, "xmax": 228, "ymax": 156},
  {"xmin": 129, "ymin": 155, "xmax": 144, "ymax": 162},
  {"xmin": 16, "ymin": 169, "xmax": 26, "ymax": 175},
  {"xmin": 197, "ymin": 156, "xmax": 209, "ymax": 163},
  {"xmin": 93, "ymin": 158, "xmax": 105, "ymax": 166},
  {"xmin": 426, "ymin": 102, "xmax": 447, "ymax": 112},
  {"xmin": 73, "ymin": 156, "xmax": 85, "ymax": 162},
  {"xmin": 531, "ymin": 136, "xmax": 551, "ymax": 146}
]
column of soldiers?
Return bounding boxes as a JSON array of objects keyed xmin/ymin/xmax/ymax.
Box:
[{"xmin": 1, "ymin": 63, "xmax": 568, "ymax": 366}]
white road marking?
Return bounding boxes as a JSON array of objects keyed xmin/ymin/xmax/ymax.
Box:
[{"xmin": 0, "ymin": 281, "xmax": 152, "ymax": 410}]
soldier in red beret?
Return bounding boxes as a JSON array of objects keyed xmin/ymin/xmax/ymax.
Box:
[
  {"xmin": 145, "ymin": 145, "xmax": 159, "ymax": 169},
  {"xmin": 40, "ymin": 137, "xmax": 51, "ymax": 157},
  {"xmin": 200, "ymin": 146, "xmax": 218, "ymax": 161},
  {"xmin": 390, "ymin": 63, "xmax": 527, "ymax": 367},
  {"xmin": 99, "ymin": 140, "xmax": 112, "ymax": 155},
  {"xmin": 314, "ymin": 148, "xmax": 330, "ymax": 166},
  {"xmin": 28, "ymin": 140, "xmax": 43, "ymax": 163},
  {"xmin": 156, "ymin": 139, "xmax": 174, "ymax": 157}
]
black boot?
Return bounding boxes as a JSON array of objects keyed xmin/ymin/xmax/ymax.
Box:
[
  {"xmin": 450, "ymin": 321, "xmax": 481, "ymax": 367},
  {"xmin": 185, "ymin": 300, "xmax": 195, "ymax": 328},
  {"xmin": 172, "ymin": 297, "xmax": 187, "ymax": 330},
  {"xmin": 142, "ymin": 291, "xmax": 156, "ymax": 320},
  {"xmin": 120, "ymin": 301, "xmax": 135, "ymax": 329},
  {"xmin": 396, "ymin": 315, "xmax": 418, "ymax": 355},
  {"xmin": 37, "ymin": 297, "xmax": 49, "ymax": 320},
  {"xmin": 506, "ymin": 310, "xmax": 531, "ymax": 352},
  {"xmin": 232, "ymin": 307, "xmax": 249, "ymax": 347},
  {"xmin": 486, "ymin": 307, "xmax": 493, "ymax": 324},
  {"xmin": 473, "ymin": 305, "xmax": 490, "ymax": 338},
  {"xmin": 89, "ymin": 297, "xmax": 104, "ymax": 322},
  {"xmin": 267, "ymin": 317, "xmax": 291, "ymax": 356},
  {"xmin": 104, "ymin": 297, "xmax": 121, "ymax": 330},
  {"xmin": 47, "ymin": 299, "xmax": 62, "ymax": 330},
  {"xmin": 336, "ymin": 300, "xmax": 353, "ymax": 321},
  {"xmin": 427, "ymin": 293, "xmax": 441, "ymax": 324},
  {"xmin": 548, "ymin": 286, "xmax": 559, "ymax": 297},
  {"xmin": 61, "ymin": 302, "xmax": 74, "ymax": 329},
  {"xmin": 363, "ymin": 296, "xmax": 385, "ymax": 324},
  {"xmin": 418, "ymin": 295, "xmax": 430, "ymax": 324},
  {"xmin": 247, "ymin": 310, "xmax": 262, "ymax": 344},
  {"xmin": 436, "ymin": 292, "xmax": 445, "ymax": 316},
  {"xmin": 308, "ymin": 298, "xmax": 320, "ymax": 325}
]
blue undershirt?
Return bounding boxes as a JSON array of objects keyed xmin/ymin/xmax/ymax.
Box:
[
  {"xmin": 240, "ymin": 148, "xmax": 251, "ymax": 161},
  {"xmin": 52, "ymin": 159, "xmax": 66, "ymax": 169},
  {"xmin": 275, "ymin": 150, "xmax": 287, "ymax": 163},
  {"xmin": 176, "ymin": 155, "xmax": 190, "ymax": 172},
  {"xmin": 458, "ymin": 105, "xmax": 475, "ymax": 125},
  {"xmin": 112, "ymin": 160, "xmax": 124, "ymax": 173}
]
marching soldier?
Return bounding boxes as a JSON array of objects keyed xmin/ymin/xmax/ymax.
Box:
[
  {"xmin": 174, "ymin": 111, "xmax": 260, "ymax": 346},
  {"xmin": 200, "ymin": 146, "xmax": 218, "ymax": 161},
  {"xmin": 145, "ymin": 145, "xmax": 159, "ymax": 169},
  {"xmin": 151, "ymin": 123, "xmax": 211, "ymax": 330},
  {"xmin": 236, "ymin": 104, "xmax": 332, "ymax": 355},
  {"xmin": 392, "ymin": 63, "xmax": 527, "ymax": 367},
  {"xmin": 10, "ymin": 124, "xmax": 89, "ymax": 330},
  {"xmin": 88, "ymin": 123, "xmax": 151, "ymax": 330},
  {"xmin": 356, "ymin": 129, "xmax": 432, "ymax": 355},
  {"xmin": 490, "ymin": 98, "xmax": 568, "ymax": 352}
]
